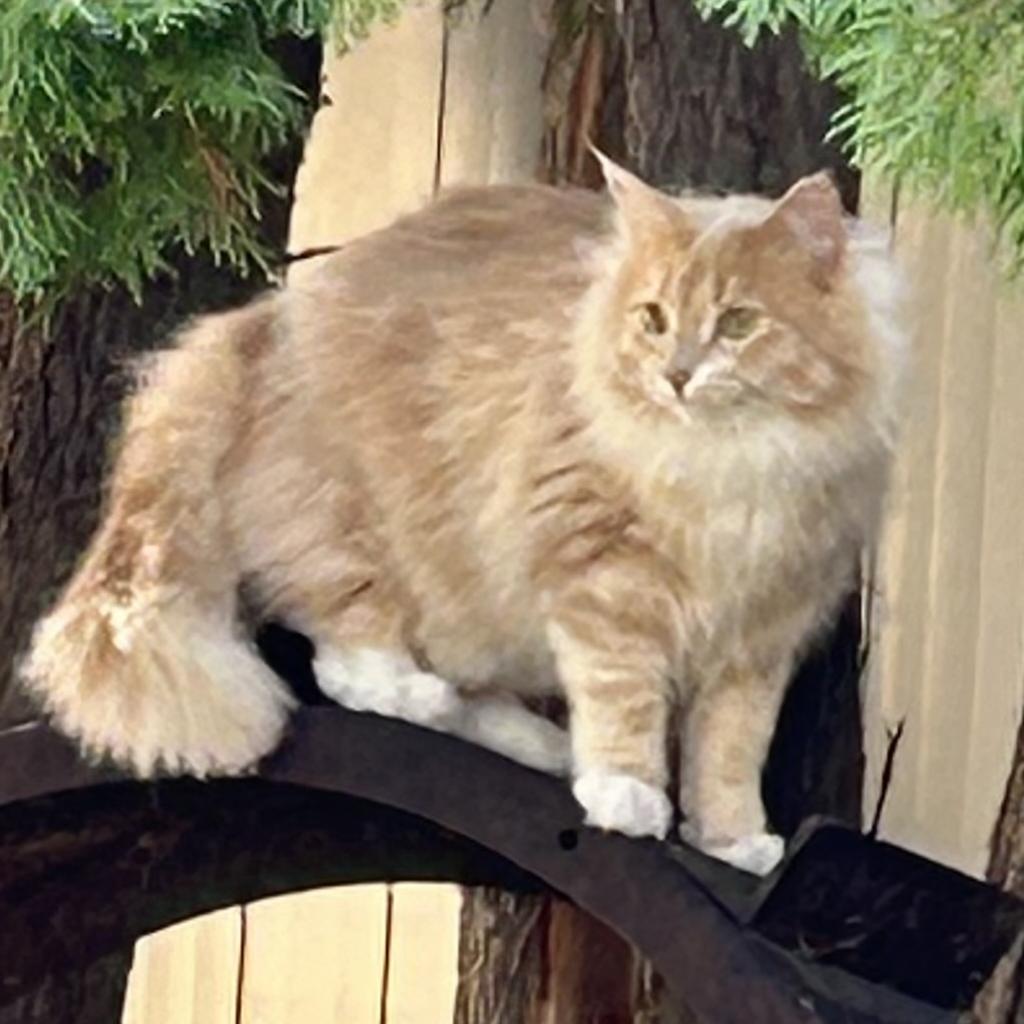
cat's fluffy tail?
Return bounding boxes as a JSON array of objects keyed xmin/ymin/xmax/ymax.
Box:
[{"xmin": 20, "ymin": 300, "xmax": 295, "ymax": 777}]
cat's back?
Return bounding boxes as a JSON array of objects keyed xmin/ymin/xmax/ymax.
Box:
[
  {"xmin": 278, "ymin": 182, "xmax": 613, "ymax": 456},
  {"xmin": 291, "ymin": 183, "xmax": 610, "ymax": 317},
  {"xmin": 389, "ymin": 183, "xmax": 607, "ymax": 256}
]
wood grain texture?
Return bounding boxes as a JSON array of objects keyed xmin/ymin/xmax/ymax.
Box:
[
  {"xmin": 383, "ymin": 885, "xmax": 462, "ymax": 1024},
  {"xmin": 612, "ymin": 0, "xmax": 858, "ymax": 206},
  {"xmin": 454, "ymin": 889, "xmax": 547, "ymax": 1024},
  {"xmin": 287, "ymin": 3, "xmax": 444, "ymax": 257},
  {"xmin": 239, "ymin": 887, "xmax": 389, "ymax": 1024},
  {"xmin": 439, "ymin": 0, "xmax": 549, "ymax": 187},
  {"xmin": 864, "ymin": 196, "xmax": 1024, "ymax": 877},
  {"xmin": 122, "ymin": 910, "xmax": 242, "ymax": 1024}
]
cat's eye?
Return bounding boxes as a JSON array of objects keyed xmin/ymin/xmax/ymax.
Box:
[
  {"xmin": 715, "ymin": 306, "xmax": 761, "ymax": 340},
  {"xmin": 638, "ymin": 302, "xmax": 669, "ymax": 335}
]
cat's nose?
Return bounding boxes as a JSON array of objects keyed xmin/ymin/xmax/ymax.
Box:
[
  {"xmin": 666, "ymin": 368, "xmax": 691, "ymax": 397},
  {"xmin": 666, "ymin": 342, "xmax": 701, "ymax": 397}
]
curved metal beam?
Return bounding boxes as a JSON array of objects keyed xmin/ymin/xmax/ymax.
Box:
[{"xmin": 0, "ymin": 709, "xmax": 954, "ymax": 1023}]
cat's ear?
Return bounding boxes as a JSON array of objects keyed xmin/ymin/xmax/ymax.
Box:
[
  {"xmin": 590, "ymin": 147, "xmax": 693, "ymax": 246},
  {"xmin": 758, "ymin": 172, "xmax": 846, "ymax": 289}
]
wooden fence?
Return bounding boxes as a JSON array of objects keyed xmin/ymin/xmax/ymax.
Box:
[
  {"xmin": 863, "ymin": 189, "xmax": 1024, "ymax": 877},
  {"xmin": 121, "ymin": 887, "xmax": 462, "ymax": 1023}
]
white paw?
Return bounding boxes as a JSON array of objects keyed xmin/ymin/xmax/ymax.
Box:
[
  {"xmin": 315, "ymin": 649, "xmax": 463, "ymax": 728},
  {"xmin": 681, "ymin": 827, "xmax": 785, "ymax": 877},
  {"xmin": 398, "ymin": 670, "xmax": 464, "ymax": 726},
  {"xmin": 573, "ymin": 771, "xmax": 672, "ymax": 839}
]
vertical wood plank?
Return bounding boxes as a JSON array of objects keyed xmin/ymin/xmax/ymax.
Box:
[
  {"xmin": 383, "ymin": 884, "xmax": 462, "ymax": 1024},
  {"xmin": 440, "ymin": 0, "xmax": 549, "ymax": 187},
  {"xmin": 123, "ymin": 9, "xmax": 493, "ymax": 1024},
  {"xmin": 858, "ymin": 182, "xmax": 896, "ymax": 822},
  {"xmin": 962, "ymin": 282, "xmax": 1024, "ymax": 869},
  {"xmin": 238, "ymin": 886, "xmax": 390, "ymax": 1024},
  {"xmin": 865, "ymin": 192, "xmax": 1024, "ymax": 876},
  {"xmin": 282, "ymin": 10, "xmax": 488, "ymax": 1024},
  {"xmin": 121, "ymin": 909, "xmax": 242, "ymax": 1024},
  {"xmin": 865, "ymin": 201, "xmax": 955, "ymax": 858},
  {"xmin": 914, "ymin": 220, "xmax": 998, "ymax": 866},
  {"xmin": 288, "ymin": 2, "xmax": 444, "ymax": 256}
]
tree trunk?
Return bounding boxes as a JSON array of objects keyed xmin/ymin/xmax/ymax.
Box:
[
  {"xmin": 536, "ymin": 904, "xmax": 659, "ymax": 1024},
  {"xmin": 458, "ymin": 3, "xmax": 863, "ymax": 1020},
  {"xmin": 454, "ymin": 889, "xmax": 547, "ymax": 1023},
  {"xmin": 455, "ymin": 890, "xmax": 678, "ymax": 1024},
  {"xmin": 973, "ymin": 711, "xmax": 1024, "ymax": 1022},
  {"xmin": 0, "ymin": 951, "xmax": 135, "ymax": 1024},
  {"xmin": 0, "ymin": 37, "xmax": 321, "ymax": 729}
]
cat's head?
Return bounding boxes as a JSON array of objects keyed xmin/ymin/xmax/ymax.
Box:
[{"xmin": 576, "ymin": 153, "xmax": 903, "ymax": 443}]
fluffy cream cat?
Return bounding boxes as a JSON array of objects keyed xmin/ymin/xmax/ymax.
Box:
[{"xmin": 21, "ymin": 154, "xmax": 905, "ymax": 875}]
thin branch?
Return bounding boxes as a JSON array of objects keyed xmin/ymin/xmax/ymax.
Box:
[{"xmin": 868, "ymin": 717, "xmax": 905, "ymax": 839}]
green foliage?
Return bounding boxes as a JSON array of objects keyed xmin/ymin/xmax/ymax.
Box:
[
  {"xmin": 694, "ymin": 0, "xmax": 1024, "ymax": 272},
  {"xmin": 0, "ymin": 0, "xmax": 403, "ymax": 304}
]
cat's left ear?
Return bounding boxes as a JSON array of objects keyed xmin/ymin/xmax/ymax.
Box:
[
  {"xmin": 758, "ymin": 172, "xmax": 846, "ymax": 289},
  {"xmin": 591, "ymin": 146, "xmax": 693, "ymax": 246}
]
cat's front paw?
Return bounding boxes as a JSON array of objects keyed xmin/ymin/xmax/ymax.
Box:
[
  {"xmin": 573, "ymin": 771, "xmax": 672, "ymax": 839},
  {"xmin": 680, "ymin": 824, "xmax": 784, "ymax": 877}
]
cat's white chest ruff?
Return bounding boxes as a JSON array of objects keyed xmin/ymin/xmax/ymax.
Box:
[
  {"xmin": 689, "ymin": 499, "xmax": 793, "ymax": 596},
  {"xmin": 675, "ymin": 487, "xmax": 840, "ymax": 668}
]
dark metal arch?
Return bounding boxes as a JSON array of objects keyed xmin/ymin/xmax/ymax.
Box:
[{"xmin": 4, "ymin": 706, "xmax": 1007, "ymax": 1023}]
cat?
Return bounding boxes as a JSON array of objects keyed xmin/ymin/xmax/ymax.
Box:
[{"xmin": 20, "ymin": 153, "xmax": 906, "ymax": 876}]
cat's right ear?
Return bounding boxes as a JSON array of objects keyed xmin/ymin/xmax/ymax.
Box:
[{"xmin": 590, "ymin": 147, "xmax": 693, "ymax": 246}]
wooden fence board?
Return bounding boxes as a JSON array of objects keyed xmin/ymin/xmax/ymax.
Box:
[
  {"xmin": 121, "ymin": 909, "xmax": 242, "ymax": 1024},
  {"xmin": 866, "ymin": 195, "xmax": 1024, "ymax": 875},
  {"xmin": 238, "ymin": 886, "xmax": 390, "ymax": 1024}
]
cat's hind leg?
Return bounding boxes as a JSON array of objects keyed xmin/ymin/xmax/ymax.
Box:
[
  {"xmin": 456, "ymin": 691, "xmax": 571, "ymax": 775},
  {"xmin": 314, "ymin": 646, "xmax": 570, "ymax": 774},
  {"xmin": 283, "ymin": 572, "xmax": 569, "ymax": 772},
  {"xmin": 315, "ymin": 645, "xmax": 462, "ymax": 728},
  {"xmin": 253, "ymin": 503, "xmax": 569, "ymax": 773}
]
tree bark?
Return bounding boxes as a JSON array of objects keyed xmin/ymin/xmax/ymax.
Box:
[
  {"xmin": 459, "ymin": 3, "xmax": 863, "ymax": 1021},
  {"xmin": 534, "ymin": 904, "xmax": 642, "ymax": 1024},
  {"xmin": 0, "ymin": 37, "xmax": 322, "ymax": 729},
  {"xmin": 0, "ymin": 951, "xmax": 135, "ymax": 1024},
  {"xmin": 973, "ymin": 711, "xmax": 1024, "ymax": 1022},
  {"xmin": 455, "ymin": 890, "xmax": 685, "ymax": 1024},
  {"xmin": 454, "ymin": 890, "xmax": 547, "ymax": 1023}
]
